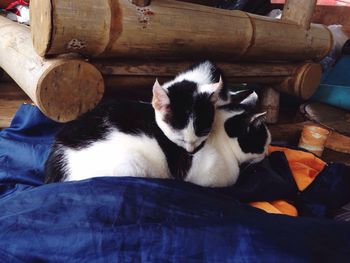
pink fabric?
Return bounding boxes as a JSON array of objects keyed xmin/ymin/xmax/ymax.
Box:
[{"xmin": 271, "ymin": 0, "xmax": 350, "ymax": 6}]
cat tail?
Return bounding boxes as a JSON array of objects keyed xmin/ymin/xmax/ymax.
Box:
[{"xmin": 44, "ymin": 144, "xmax": 68, "ymax": 183}]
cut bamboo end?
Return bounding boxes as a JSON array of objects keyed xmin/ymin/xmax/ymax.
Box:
[
  {"xmin": 0, "ymin": 16, "xmax": 105, "ymax": 123},
  {"xmin": 30, "ymin": 0, "xmax": 112, "ymax": 57},
  {"xmin": 36, "ymin": 60, "xmax": 105, "ymax": 123},
  {"xmin": 29, "ymin": 0, "xmax": 52, "ymax": 57},
  {"xmin": 275, "ymin": 63, "xmax": 322, "ymax": 100}
]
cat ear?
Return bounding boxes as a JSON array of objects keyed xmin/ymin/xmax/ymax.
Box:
[
  {"xmin": 208, "ymin": 75, "xmax": 224, "ymax": 104},
  {"xmin": 249, "ymin": 112, "xmax": 267, "ymax": 127},
  {"xmin": 241, "ymin": 91, "xmax": 258, "ymax": 109},
  {"xmin": 152, "ymin": 79, "xmax": 170, "ymax": 113},
  {"xmin": 229, "ymin": 90, "xmax": 258, "ymax": 109}
]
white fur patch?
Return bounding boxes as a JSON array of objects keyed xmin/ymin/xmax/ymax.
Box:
[
  {"xmin": 64, "ymin": 129, "xmax": 171, "ymax": 181},
  {"xmin": 155, "ymin": 111, "xmax": 205, "ymax": 152},
  {"xmin": 186, "ymin": 109, "xmax": 269, "ymax": 188}
]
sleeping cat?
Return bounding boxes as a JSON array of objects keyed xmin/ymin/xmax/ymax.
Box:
[
  {"xmin": 153, "ymin": 60, "xmax": 227, "ymax": 152},
  {"xmin": 45, "ymin": 61, "xmax": 226, "ymax": 183},
  {"xmin": 186, "ymin": 98, "xmax": 271, "ymax": 187},
  {"xmin": 45, "ymin": 90, "xmax": 270, "ymax": 187}
]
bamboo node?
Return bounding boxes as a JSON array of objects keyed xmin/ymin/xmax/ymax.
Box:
[{"xmin": 67, "ymin": 39, "xmax": 87, "ymax": 50}]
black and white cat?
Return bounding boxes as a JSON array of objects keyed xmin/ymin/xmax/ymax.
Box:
[
  {"xmin": 45, "ymin": 61, "xmax": 226, "ymax": 183},
  {"xmin": 186, "ymin": 97, "xmax": 271, "ymax": 187},
  {"xmin": 45, "ymin": 91, "xmax": 270, "ymax": 187},
  {"xmin": 152, "ymin": 60, "xmax": 227, "ymax": 152}
]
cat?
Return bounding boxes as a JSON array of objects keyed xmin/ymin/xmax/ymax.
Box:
[
  {"xmin": 45, "ymin": 61, "xmax": 226, "ymax": 183},
  {"xmin": 152, "ymin": 60, "xmax": 228, "ymax": 152},
  {"xmin": 45, "ymin": 89, "xmax": 270, "ymax": 187},
  {"xmin": 186, "ymin": 94, "xmax": 271, "ymax": 187}
]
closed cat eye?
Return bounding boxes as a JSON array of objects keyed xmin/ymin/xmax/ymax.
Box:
[{"xmin": 197, "ymin": 129, "xmax": 211, "ymax": 136}]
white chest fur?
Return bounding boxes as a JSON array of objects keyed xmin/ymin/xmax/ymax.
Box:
[{"xmin": 185, "ymin": 113, "xmax": 241, "ymax": 187}]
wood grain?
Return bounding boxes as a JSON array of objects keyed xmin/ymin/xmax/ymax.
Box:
[
  {"xmin": 282, "ymin": 0, "xmax": 317, "ymax": 29},
  {"xmin": 0, "ymin": 16, "xmax": 105, "ymax": 122},
  {"xmin": 260, "ymin": 87, "xmax": 280, "ymax": 124},
  {"xmin": 30, "ymin": 0, "xmax": 331, "ymax": 62}
]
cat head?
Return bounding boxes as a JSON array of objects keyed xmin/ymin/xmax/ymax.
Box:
[
  {"xmin": 220, "ymin": 91, "xmax": 271, "ymax": 164},
  {"xmin": 152, "ymin": 61, "xmax": 225, "ymax": 153}
]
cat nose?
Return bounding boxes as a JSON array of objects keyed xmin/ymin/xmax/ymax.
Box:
[{"xmin": 185, "ymin": 143, "xmax": 196, "ymax": 153}]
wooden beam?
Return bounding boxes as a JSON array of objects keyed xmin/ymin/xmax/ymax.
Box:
[
  {"xmin": 282, "ymin": 0, "xmax": 317, "ymax": 29},
  {"xmin": 94, "ymin": 60, "xmax": 322, "ymax": 99},
  {"xmin": 0, "ymin": 16, "xmax": 104, "ymax": 123},
  {"xmin": 30, "ymin": 0, "xmax": 331, "ymax": 62}
]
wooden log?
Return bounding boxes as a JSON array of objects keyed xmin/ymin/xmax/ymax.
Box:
[
  {"xmin": 282, "ymin": 0, "xmax": 316, "ymax": 29},
  {"xmin": 0, "ymin": 16, "xmax": 104, "ymax": 123},
  {"xmin": 275, "ymin": 63, "xmax": 322, "ymax": 99},
  {"xmin": 94, "ymin": 60, "xmax": 299, "ymax": 79},
  {"xmin": 30, "ymin": 0, "xmax": 332, "ymax": 62},
  {"xmin": 95, "ymin": 60, "xmax": 322, "ymax": 99},
  {"xmin": 260, "ymin": 87, "xmax": 280, "ymax": 124}
]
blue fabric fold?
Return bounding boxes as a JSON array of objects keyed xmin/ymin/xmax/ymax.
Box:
[{"xmin": 0, "ymin": 104, "xmax": 350, "ymax": 262}]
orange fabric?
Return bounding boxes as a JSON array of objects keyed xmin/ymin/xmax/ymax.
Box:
[
  {"xmin": 250, "ymin": 200, "xmax": 298, "ymax": 217},
  {"xmin": 268, "ymin": 146, "xmax": 326, "ymax": 191},
  {"xmin": 248, "ymin": 146, "xmax": 326, "ymax": 217}
]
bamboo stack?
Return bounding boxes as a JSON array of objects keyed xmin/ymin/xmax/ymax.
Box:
[
  {"xmin": 30, "ymin": 0, "xmax": 331, "ymax": 62},
  {"xmin": 0, "ymin": 0, "xmax": 331, "ymax": 123},
  {"xmin": 0, "ymin": 16, "xmax": 104, "ymax": 122}
]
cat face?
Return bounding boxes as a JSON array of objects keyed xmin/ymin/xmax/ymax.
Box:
[
  {"xmin": 219, "ymin": 91, "xmax": 271, "ymax": 164},
  {"xmin": 152, "ymin": 78, "xmax": 223, "ymax": 153},
  {"xmin": 224, "ymin": 111, "xmax": 271, "ymax": 163}
]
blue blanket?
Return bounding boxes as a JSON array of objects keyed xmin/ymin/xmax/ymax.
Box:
[{"xmin": 1, "ymin": 105, "xmax": 350, "ymax": 262}]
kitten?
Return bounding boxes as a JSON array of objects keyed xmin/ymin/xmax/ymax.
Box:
[
  {"xmin": 45, "ymin": 61, "xmax": 225, "ymax": 183},
  {"xmin": 186, "ymin": 96, "xmax": 271, "ymax": 187}
]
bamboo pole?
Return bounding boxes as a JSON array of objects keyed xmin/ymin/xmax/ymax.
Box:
[
  {"xmin": 30, "ymin": 0, "xmax": 332, "ymax": 61},
  {"xmin": 276, "ymin": 63, "xmax": 322, "ymax": 100},
  {"xmin": 282, "ymin": 0, "xmax": 317, "ymax": 29},
  {"xmin": 93, "ymin": 60, "xmax": 321, "ymax": 98},
  {"xmin": 0, "ymin": 16, "xmax": 104, "ymax": 122}
]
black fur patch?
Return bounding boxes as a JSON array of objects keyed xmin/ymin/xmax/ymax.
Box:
[
  {"xmin": 166, "ymin": 80, "xmax": 197, "ymax": 130},
  {"xmin": 193, "ymin": 93, "xmax": 215, "ymax": 137},
  {"xmin": 166, "ymin": 80, "xmax": 215, "ymax": 137},
  {"xmin": 224, "ymin": 112, "xmax": 268, "ymax": 154}
]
